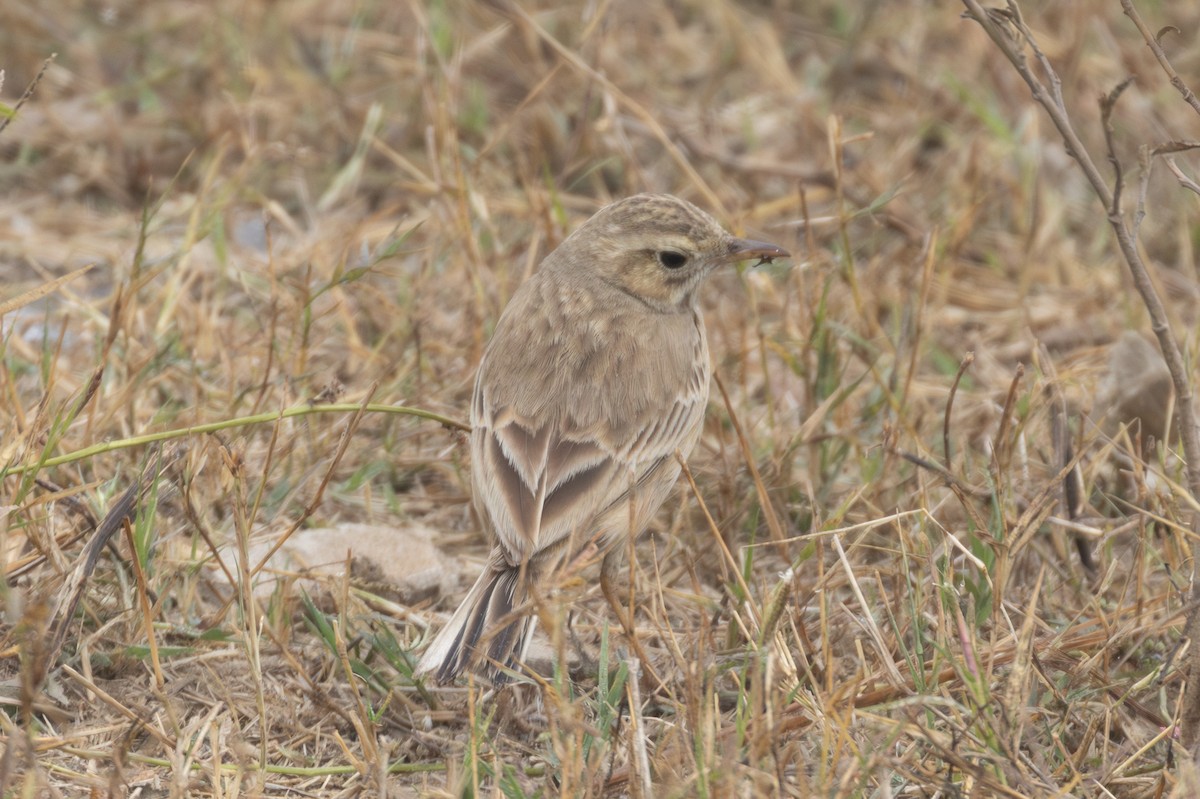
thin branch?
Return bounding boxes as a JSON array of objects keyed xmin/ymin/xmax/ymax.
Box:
[
  {"xmin": 963, "ymin": 0, "xmax": 1200, "ymax": 750},
  {"xmin": 1100, "ymin": 77, "xmax": 1136, "ymax": 218},
  {"xmin": 1120, "ymin": 0, "xmax": 1200, "ymax": 117},
  {"xmin": 961, "ymin": 0, "xmax": 1200, "ymax": 514},
  {"xmin": 0, "ymin": 54, "xmax": 56, "ymax": 137},
  {"xmin": 1135, "ymin": 140, "xmax": 1200, "ymax": 240},
  {"xmin": 1166, "ymin": 157, "xmax": 1200, "ymax": 198}
]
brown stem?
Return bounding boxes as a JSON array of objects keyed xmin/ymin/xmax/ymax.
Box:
[
  {"xmin": 1120, "ymin": 0, "xmax": 1200, "ymax": 118},
  {"xmin": 960, "ymin": 0, "xmax": 1200, "ymax": 748},
  {"xmin": 960, "ymin": 0, "xmax": 1200, "ymax": 514}
]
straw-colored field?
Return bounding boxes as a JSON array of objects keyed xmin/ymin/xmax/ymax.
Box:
[{"xmin": 4, "ymin": 1, "xmax": 1200, "ymax": 796}]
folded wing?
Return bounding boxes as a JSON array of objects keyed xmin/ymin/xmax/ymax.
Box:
[{"xmin": 472, "ymin": 371, "xmax": 707, "ymax": 566}]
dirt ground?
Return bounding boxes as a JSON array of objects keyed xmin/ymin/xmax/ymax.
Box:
[{"xmin": 3, "ymin": 1, "xmax": 1200, "ymax": 796}]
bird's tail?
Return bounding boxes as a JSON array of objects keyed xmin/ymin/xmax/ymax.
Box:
[{"xmin": 415, "ymin": 558, "xmax": 535, "ymax": 683}]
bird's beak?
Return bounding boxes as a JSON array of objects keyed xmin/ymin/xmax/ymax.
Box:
[{"xmin": 722, "ymin": 237, "xmax": 790, "ymax": 265}]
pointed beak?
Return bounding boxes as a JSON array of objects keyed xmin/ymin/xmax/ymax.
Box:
[{"xmin": 721, "ymin": 237, "xmax": 790, "ymax": 265}]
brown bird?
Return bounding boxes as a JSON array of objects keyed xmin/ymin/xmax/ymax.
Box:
[{"xmin": 416, "ymin": 193, "xmax": 788, "ymax": 683}]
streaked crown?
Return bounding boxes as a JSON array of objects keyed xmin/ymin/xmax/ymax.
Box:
[{"xmin": 544, "ymin": 194, "xmax": 789, "ymax": 311}]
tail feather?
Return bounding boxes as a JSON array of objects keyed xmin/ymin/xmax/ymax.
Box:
[{"xmin": 416, "ymin": 559, "xmax": 535, "ymax": 683}]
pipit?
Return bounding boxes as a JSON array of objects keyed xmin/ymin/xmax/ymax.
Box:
[{"xmin": 417, "ymin": 193, "xmax": 788, "ymax": 683}]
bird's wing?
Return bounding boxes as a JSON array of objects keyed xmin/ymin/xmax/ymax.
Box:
[{"xmin": 470, "ymin": 361, "xmax": 708, "ymax": 566}]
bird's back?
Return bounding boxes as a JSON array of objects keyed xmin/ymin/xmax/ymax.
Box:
[{"xmin": 470, "ymin": 267, "xmax": 711, "ymax": 564}]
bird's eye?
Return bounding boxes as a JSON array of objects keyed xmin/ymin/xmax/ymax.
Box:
[{"xmin": 656, "ymin": 250, "xmax": 688, "ymax": 269}]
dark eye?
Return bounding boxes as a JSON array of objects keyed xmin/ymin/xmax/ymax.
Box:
[{"xmin": 656, "ymin": 250, "xmax": 688, "ymax": 269}]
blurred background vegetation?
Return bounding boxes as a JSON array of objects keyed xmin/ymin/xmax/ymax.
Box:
[{"xmin": 3, "ymin": 0, "xmax": 1200, "ymax": 795}]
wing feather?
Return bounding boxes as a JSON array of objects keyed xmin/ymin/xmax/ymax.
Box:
[
  {"xmin": 474, "ymin": 382, "xmax": 707, "ymax": 565},
  {"xmin": 470, "ymin": 289, "xmax": 711, "ymax": 566}
]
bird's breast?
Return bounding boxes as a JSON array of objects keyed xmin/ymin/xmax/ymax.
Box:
[{"xmin": 477, "ymin": 281, "xmax": 708, "ymax": 439}]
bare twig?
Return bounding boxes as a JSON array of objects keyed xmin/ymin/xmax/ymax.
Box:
[
  {"xmin": 1120, "ymin": 0, "xmax": 1200, "ymax": 117},
  {"xmin": 1135, "ymin": 140, "xmax": 1200, "ymax": 240},
  {"xmin": 1100, "ymin": 77, "xmax": 1136, "ymax": 218},
  {"xmin": 45, "ymin": 447, "xmax": 176, "ymax": 673},
  {"xmin": 961, "ymin": 0, "xmax": 1200, "ymax": 747},
  {"xmin": 991, "ymin": 363, "xmax": 1024, "ymax": 477},
  {"xmin": 1166, "ymin": 157, "xmax": 1200, "ymax": 198},
  {"xmin": 961, "ymin": 0, "xmax": 1200, "ymax": 516},
  {"xmin": 0, "ymin": 54, "xmax": 56, "ymax": 137}
]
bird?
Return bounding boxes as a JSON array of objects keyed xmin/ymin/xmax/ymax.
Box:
[{"xmin": 416, "ymin": 193, "xmax": 789, "ymax": 683}]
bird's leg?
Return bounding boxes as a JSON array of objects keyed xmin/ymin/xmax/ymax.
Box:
[
  {"xmin": 551, "ymin": 539, "xmax": 606, "ymax": 677},
  {"xmin": 600, "ymin": 550, "xmax": 666, "ymax": 692}
]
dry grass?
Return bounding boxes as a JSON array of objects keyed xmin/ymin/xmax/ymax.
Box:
[{"xmin": 2, "ymin": 0, "xmax": 1200, "ymax": 796}]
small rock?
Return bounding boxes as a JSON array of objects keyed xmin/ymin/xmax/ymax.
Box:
[
  {"xmin": 1097, "ymin": 331, "xmax": 1176, "ymax": 447},
  {"xmin": 219, "ymin": 522, "xmax": 460, "ymax": 605}
]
